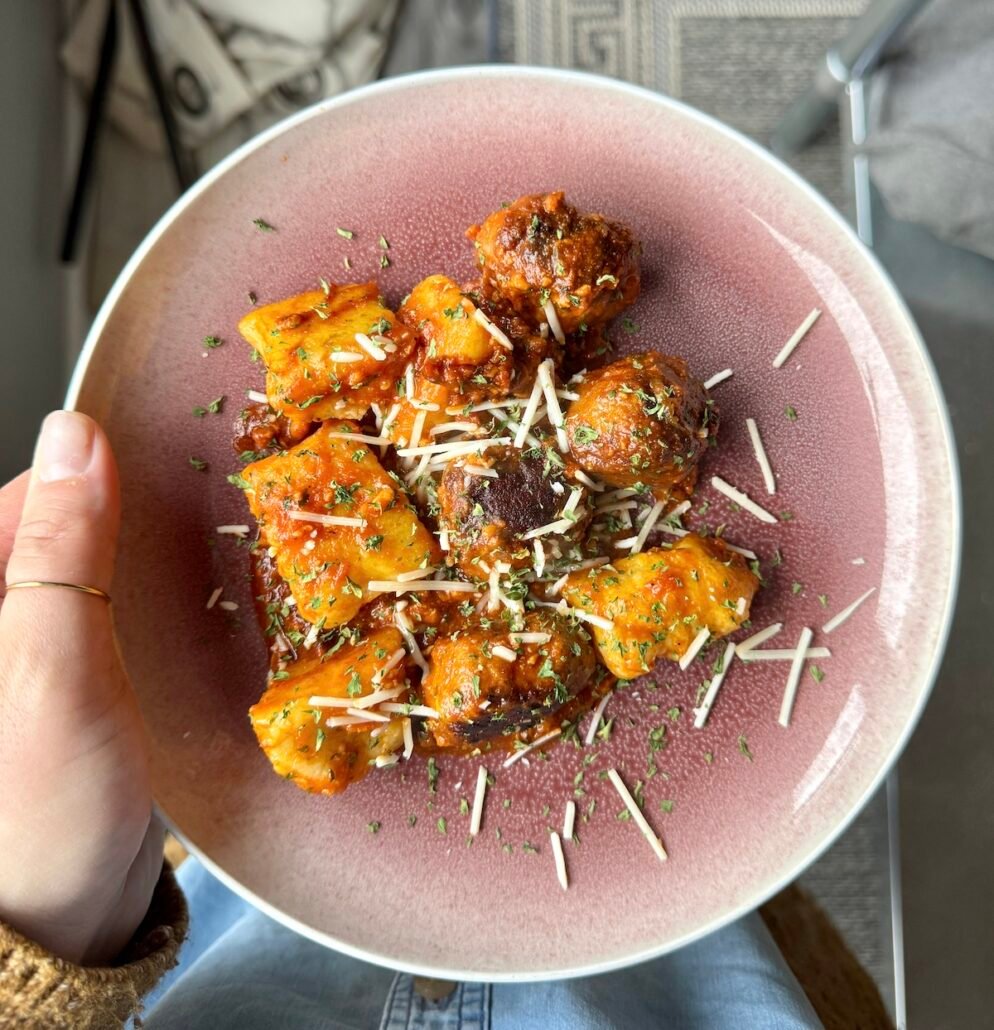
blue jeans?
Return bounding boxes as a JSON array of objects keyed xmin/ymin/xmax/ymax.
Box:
[{"xmin": 143, "ymin": 859, "xmax": 820, "ymax": 1029}]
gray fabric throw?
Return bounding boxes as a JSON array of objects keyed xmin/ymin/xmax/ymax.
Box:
[{"xmin": 867, "ymin": 0, "xmax": 994, "ymax": 259}]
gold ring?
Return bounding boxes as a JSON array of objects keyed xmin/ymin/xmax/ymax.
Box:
[{"xmin": 6, "ymin": 580, "xmax": 111, "ymax": 602}]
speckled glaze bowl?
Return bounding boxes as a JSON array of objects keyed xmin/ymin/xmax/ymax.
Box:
[{"xmin": 68, "ymin": 67, "xmax": 959, "ymax": 980}]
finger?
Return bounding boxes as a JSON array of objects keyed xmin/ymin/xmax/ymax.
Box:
[
  {"xmin": 0, "ymin": 471, "xmax": 30, "ymax": 601},
  {"xmin": 1, "ymin": 412, "xmax": 121, "ymax": 682}
]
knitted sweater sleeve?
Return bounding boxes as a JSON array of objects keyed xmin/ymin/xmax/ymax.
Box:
[{"xmin": 0, "ymin": 861, "xmax": 188, "ymax": 1029}]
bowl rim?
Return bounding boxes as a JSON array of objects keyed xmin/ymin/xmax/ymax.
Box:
[{"xmin": 67, "ymin": 64, "xmax": 962, "ymax": 983}]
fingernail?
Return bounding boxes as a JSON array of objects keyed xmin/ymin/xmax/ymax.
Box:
[{"xmin": 33, "ymin": 411, "xmax": 96, "ymax": 483}]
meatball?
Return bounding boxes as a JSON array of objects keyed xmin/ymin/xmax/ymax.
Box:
[
  {"xmin": 565, "ymin": 353, "xmax": 717, "ymax": 496},
  {"xmin": 421, "ymin": 612, "xmax": 598, "ymax": 749},
  {"xmin": 467, "ymin": 191, "xmax": 640, "ymax": 335},
  {"xmin": 437, "ymin": 445, "xmax": 590, "ymax": 577},
  {"xmin": 562, "ymin": 534, "xmax": 759, "ymax": 679}
]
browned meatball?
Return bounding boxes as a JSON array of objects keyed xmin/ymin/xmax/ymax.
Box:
[
  {"xmin": 565, "ymin": 353, "xmax": 717, "ymax": 495},
  {"xmin": 437, "ymin": 445, "xmax": 591, "ymax": 577},
  {"xmin": 467, "ymin": 192, "xmax": 640, "ymax": 335},
  {"xmin": 421, "ymin": 611, "xmax": 598, "ymax": 749}
]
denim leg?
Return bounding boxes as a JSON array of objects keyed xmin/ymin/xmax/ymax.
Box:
[
  {"xmin": 492, "ymin": 912, "xmax": 821, "ymax": 1030},
  {"xmin": 143, "ymin": 860, "xmax": 818, "ymax": 1030}
]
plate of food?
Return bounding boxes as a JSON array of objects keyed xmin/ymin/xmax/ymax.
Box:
[{"xmin": 68, "ymin": 67, "xmax": 959, "ymax": 980}]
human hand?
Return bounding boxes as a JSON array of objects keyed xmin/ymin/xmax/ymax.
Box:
[{"xmin": 0, "ymin": 411, "xmax": 162, "ymax": 965}]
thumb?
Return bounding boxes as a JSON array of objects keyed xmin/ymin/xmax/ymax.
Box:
[{"xmin": 1, "ymin": 411, "xmax": 121, "ymax": 679}]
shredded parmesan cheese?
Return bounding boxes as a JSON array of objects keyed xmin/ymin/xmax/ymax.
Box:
[
  {"xmin": 503, "ymin": 728, "xmax": 562, "ymax": 768},
  {"xmin": 371, "ymin": 647, "xmax": 406, "ymax": 685},
  {"xmin": 563, "ymin": 800, "xmax": 576, "ymax": 841},
  {"xmin": 724, "ymin": 542, "xmax": 759, "ymax": 560},
  {"xmin": 403, "ymin": 718, "xmax": 414, "ymax": 760},
  {"xmin": 408, "ymin": 408, "xmax": 428, "ymax": 451},
  {"xmin": 739, "ymin": 646, "xmax": 831, "ymax": 662},
  {"xmin": 736, "ymin": 622, "xmax": 783, "ymax": 655},
  {"xmin": 470, "ymin": 765, "xmax": 488, "ymax": 836},
  {"xmin": 745, "ymin": 418, "xmax": 777, "ymax": 495},
  {"xmin": 631, "ymin": 500, "xmax": 666, "ymax": 553},
  {"xmin": 584, "ymin": 691, "xmax": 612, "ymax": 746},
  {"xmin": 509, "ymin": 632, "xmax": 552, "ymax": 645},
  {"xmin": 543, "ymin": 300, "xmax": 566, "ymax": 346},
  {"xmin": 463, "ymin": 464, "xmax": 498, "ymax": 478},
  {"xmin": 394, "ymin": 607, "xmax": 428, "ymax": 674},
  {"xmin": 711, "ymin": 476, "xmax": 778, "ymax": 524},
  {"xmin": 205, "ymin": 586, "xmax": 223, "ymax": 610},
  {"xmin": 329, "ymin": 351, "xmax": 364, "ymax": 363},
  {"xmin": 693, "ymin": 641, "xmax": 736, "ymax": 728},
  {"xmin": 380, "ymin": 403, "xmax": 401, "ymax": 440},
  {"xmin": 287, "ymin": 510, "xmax": 365, "ymax": 529},
  {"xmin": 308, "ymin": 685, "xmax": 405, "ymax": 709},
  {"xmin": 550, "ymin": 831, "xmax": 569, "ymax": 890},
  {"xmin": 353, "ymin": 332, "xmax": 387, "ymax": 361},
  {"xmin": 607, "ymin": 769, "xmax": 667, "ymax": 862},
  {"xmin": 567, "ymin": 607, "xmax": 612, "ymax": 632},
  {"xmin": 348, "ymin": 707, "xmax": 391, "ymax": 723},
  {"xmin": 822, "ymin": 587, "xmax": 876, "ymax": 633},
  {"xmin": 597, "ymin": 500, "xmax": 638, "ymax": 514},
  {"xmin": 374, "ymin": 753, "xmax": 399, "ymax": 768},
  {"xmin": 216, "ymin": 524, "xmax": 250, "ymax": 536},
  {"xmin": 573, "ymin": 469, "xmax": 603, "ymax": 491},
  {"xmin": 379, "ymin": 703, "xmax": 440, "ymax": 718},
  {"xmin": 538, "ymin": 359, "xmax": 570, "ymax": 451},
  {"xmin": 778, "ymin": 626, "xmax": 814, "ymax": 727},
  {"xmin": 325, "ymin": 714, "xmax": 373, "ymax": 728},
  {"xmin": 323, "ymin": 431, "xmax": 389, "ymax": 446},
  {"xmin": 532, "ymin": 539, "xmax": 546, "ymax": 576},
  {"xmin": 703, "ymin": 368, "xmax": 733, "ymax": 389},
  {"xmin": 596, "ymin": 487, "xmax": 639, "ymax": 507},
  {"xmin": 492, "ymin": 644, "xmax": 517, "ymax": 662},
  {"xmin": 395, "ymin": 436, "xmax": 510, "ymax": 458},
  {"xmin": 430, "ymin": 421, "xmax": 478, "ymax": 436},
  {"xmin": 472, "ymin": 307, "xmax": 514, "ymax": 351},
  {"xmin": 773, "ymin": 308, "xmax": 821, "ymax": 368},
  {"xmin": 367, "ymin": 579, "xmax": 477, "ymax": 595},
  {"xmin": 679, "ymin": 627, "xmax": 710, "ymax": 670},
  {"xmin": 514, "ymin": 374, "xmax": 545, "ymax": 448},
  {"xmin": 246, "ymin": 389, "xmax": 268, "ymax": 404},
  {"xmin": 449, "ymin": 399, "xmax": 523, "ymax": 415},
  {"xmin": 521, "ymin": 517, "xmax": 574, "ymax": 540},
  {"xmin": 395, "ymin": 567, "xmax": 437, "ymax": 582}
]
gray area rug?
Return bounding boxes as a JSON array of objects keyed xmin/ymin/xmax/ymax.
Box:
[
  {"xmin": 496, "ymin": 0, "xmax": 894, "ymax": 1004},
  {"xmin": 496, "ymin": 0, "xmax": 866, "ymax": 209}
]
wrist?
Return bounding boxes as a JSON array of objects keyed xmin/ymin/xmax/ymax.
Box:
[{"xmin": 0, "ymin": 818, "xmax": 164, "ymax": 965}]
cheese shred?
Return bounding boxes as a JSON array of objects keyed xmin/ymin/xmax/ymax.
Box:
[
  {"xmin": 607, "ymin": 769, "xmax": 667, "ymax": 862},
  {"xmin": 470, "ymin": 764, "xmax": 488, "ymax": 836}
]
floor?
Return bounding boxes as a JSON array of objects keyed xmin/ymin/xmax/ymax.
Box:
[
  {"xmin": 1, "ymin": 5, "xmax": 992, "ymax": 1027},
  {"xmin": 874, "ymin": 199, "xmax": 994, "ymax": 1030}
]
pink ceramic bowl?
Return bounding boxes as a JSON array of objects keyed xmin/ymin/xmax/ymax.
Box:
[{"xmin": 68, "ymin": 67, "xmax": 959, "ymax": 980}]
